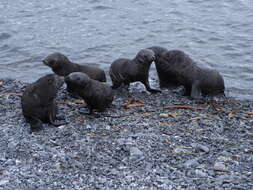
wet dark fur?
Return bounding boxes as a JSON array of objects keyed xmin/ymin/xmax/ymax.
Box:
[
  {"xmin": 65, "ymin": 72, "xmax": 114, "ymax": 114},
  {"xmin": 43, "ymin": 53, "xmax": 106, "ymax": 93},
  {"xmin": 161, "ymin": 50, "xmax": 225, "ymax": 99},
  {"xmin": 109, "ymin": 49, "xmax": 161, "ymax": 93},
  {"xmin": 21, "ymin": 74, "xmax": 64, "ymax": 131},
  {"xmin": 148, "ymin": 46, "xmax": 180, "ymax": 88}
]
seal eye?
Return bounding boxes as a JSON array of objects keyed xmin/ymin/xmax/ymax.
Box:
[
  {"xmin": 76, "ymin": 77, "xmax": 81, "ymax": 82},
  {"xmin": 48, "ymin": 78, "xmax": 54, "ymax": 84}
]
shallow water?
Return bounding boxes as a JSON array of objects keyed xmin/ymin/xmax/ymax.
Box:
[{"xmin": 0, "ymin": 0, "xmax": 252, "ymax": 99}]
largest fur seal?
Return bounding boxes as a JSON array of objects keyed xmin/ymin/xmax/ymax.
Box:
[
  {"xmin": 21, "ymin": 74, "xmax": 64, "ymax": 132},
  {"xmin": 65, "ymin": 72, "xmax": 114, "ymax": 114},
  {"xmin": 161, "ymin": 50, "xmax": 225, "ymax": 99},
  {"xmin": 148, "ymin": 46, "xmax": 180, "ymax": 88},
  {"xmin": 109, "ymin": 49, "xmax": 161, "ymax": 93}
]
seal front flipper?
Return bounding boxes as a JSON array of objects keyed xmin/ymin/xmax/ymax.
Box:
[
  {"xmin": 28, "ymin": 117, "xmax": 43, "ymax": 133},
  {"xmin": 142, "ymin": 79, "xmax": 161, "ymax": 93},
  {"xmin": 190, "ymin": 81, "xmax": 203, "ymax": 100}
]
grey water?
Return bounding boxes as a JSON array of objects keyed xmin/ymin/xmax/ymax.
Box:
[{"xmin": 0, "ymin": 0, "xmax": 252, "ymax": 99}]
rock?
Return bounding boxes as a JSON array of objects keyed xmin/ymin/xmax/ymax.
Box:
[
  {"xmin": 0, "ymin": 79, "xmax": 253, "ymax": 189},
  {"xmin": 191, "ymin": 143, "xmax": 210, "ymax": 153},
  {"xmin": 174, "ymin": 148, "xmax": 190, "ymax": 154},
  {"xmin": 130, "ymin": 147, "xmax": 143, "ymax": 157},
  {"xmin": 183, "ymin": 158, "xmax": 199, "ymax": 168},
  {"xmin": 86, "ymin": 124, "xmax": 92, "ymax": 129},
  {"xmin": 0, "ymin": 179, "xmax": 9, "ymax": 186},
  {"xmin": 213, "ymin": 162, "xmax": 227, "ymax": 171},
  {"xmin": 195, "ymin": 169, "xmax": 208, "ymax": 177},
  {"xmin": 215, "ymin": 175, "xmax": 232, "ymax": 185}
]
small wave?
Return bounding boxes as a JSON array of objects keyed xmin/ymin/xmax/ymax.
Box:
[
  {"xmin": 0, "ymin": 44, "xmax": 10, "ymax": 52},
  {"xmin": 92, "ymin": 5, "xmax": 114, "ymax": 10},
  {"xmin": 84, "ymin": 44, "xmax": 112, "ymax": 53},
  {"xmin": 0, "ymin": 33, "xmax": 11, "ymax": 41}
]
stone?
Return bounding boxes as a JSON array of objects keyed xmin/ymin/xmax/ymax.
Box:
[
  {"xmin": 213, "ymin": 162, "xmax": 227, "ymax": 171},
  {"xmin": 195, "ymin": 169, "xmax": 208, "ymax": 177},
  {"xmin": 183, "ymin": 158, "xmax": 199, "ymax": 168},
  {"xmin": 191, "ymin": 143, "xmax": 210, "ymax": 153},
  {"xmin": 130, "ymin": 147, "xmax": 143, "ymax": 157}
]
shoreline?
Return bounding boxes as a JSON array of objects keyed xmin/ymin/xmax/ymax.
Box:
[{"xmin": 0, "ymin": 78, "xmax": 253, "ymax": 189}]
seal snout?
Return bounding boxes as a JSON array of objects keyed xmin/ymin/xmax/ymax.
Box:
[{"xmin": 42, "ymin": 59, "xmax": 49, "ymax": 66}]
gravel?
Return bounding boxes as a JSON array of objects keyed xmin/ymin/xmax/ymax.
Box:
[{"xmin": 0, "ymin": 76, "xmax": 253, "ymax": 190}]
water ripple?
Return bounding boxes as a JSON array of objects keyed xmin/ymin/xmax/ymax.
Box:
[{"xmin": 0, "ymin": 0, "xmax": 252, "ymax": 99}]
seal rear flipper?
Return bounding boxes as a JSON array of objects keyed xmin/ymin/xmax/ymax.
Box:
[
  {"xmin": 49, "ymin": 113, "xmax": 66, "ymax": 127},
  {"xmin": 49, "ymin": 117, "xmax": 67, "ymax": 126},
  {"xmin": 190, "ymin": 82, "xmax": 203, "ymax": 100},
  {"xmin": 50, "ymin": 120, "xmax": 67, "ymax": 127}
]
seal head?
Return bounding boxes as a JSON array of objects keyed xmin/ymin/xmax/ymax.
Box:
[
  {"xmin": 43, "ymin": 53, "xmax": 70, "ymax": 76},
  {"xmin": 134, "ymin": 49, "xmax": 155, "ymax": 65},
  {"xmin": 65, "ymin": 72, "xmax": 114, "ymax": 114}
]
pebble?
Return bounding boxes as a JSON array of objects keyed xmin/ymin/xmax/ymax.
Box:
[
  {"xmin": 183, "ymin": 158, "xmax": 199, "ymax": 168},
  {"xmin": 0, "ymin": 179, "xmax": 9, "ymax": 186},
  {"xmin": 130, "ymin": 147, "xmax": 144, "ymax": 157},
  {"xmin": 191, "ymin": 143, "xmax": 210, "ymax": 153},
  {"xmin": 195, "ymin": 169, "xmax": 208, "ymax": 178},
  {"xmin": 0, "ymin": 79, "xmax": 252, "ymax": 189},
  {"xmin": 174, "ymin": 148, "xmax": 190, "ymax": 154},
  {"xmin": 213, "ymin": 162, "xmax": 227, "ymax": 171}
]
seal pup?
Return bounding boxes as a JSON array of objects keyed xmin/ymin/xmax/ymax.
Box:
[
  {"xmin": 43, "ymin": 52, "xmax": 106, "ymax": 93},
  {"xmin": 161, "ymin": 50, "xmax": 225, "ymax": 99},
  {"xmin": 21, "ymin": 74, "xmax": 64, "ymax": 132},
  {"xmin": 109, "ymin": 49, "xmax": 161, "ymax": 93},
  {"xmin": 64, "ymin": 72, "xmax": 114, "ymax": 114},
  {"xmin": 148, "ymin": 46, "xmax": 180, "ymax": 88}
]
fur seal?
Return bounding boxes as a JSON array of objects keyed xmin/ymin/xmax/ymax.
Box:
[
  {"xmin": 109, "ymin": 49, "xmax": 161, "ymax": 93},
  {"xmin": 148, "ymin": 46, "xmax": 180, "ymax": 88},
  {"xmin": 43, "ymin": 52, "xmax": 106, "ymax": 93},
  {"xmin": 161, "ymin": 50, "xmax": 225, "ymax": 99},
  {"xmin": 64, "ymin": 72, "xmax": 114, "ymax": 114},
  {"xmin": 21, "ymin": 74, "xmax": 64, "ymax": 132}
]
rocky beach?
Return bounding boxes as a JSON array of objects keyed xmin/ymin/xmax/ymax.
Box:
[{"xmin": 0, "ymin": 75, "xmax": 252, "ymax": 189}]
